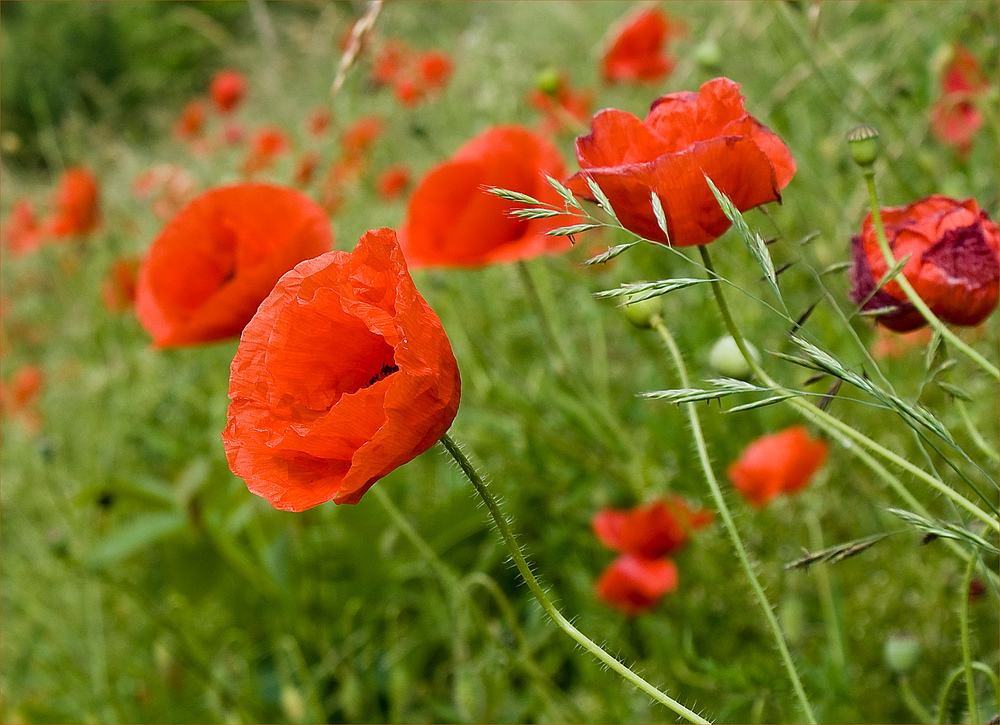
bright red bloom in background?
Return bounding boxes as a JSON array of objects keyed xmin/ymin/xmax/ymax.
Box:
[
  {"xmin": 173, "ymin": 99, "xmax": 208, "ymax": 140},
  {"xmin": 400, "ymin": 125, "xmax": 574, "ymax": 268},
  {"xmin": 728, "ymin": 426, "xmax": 828, "ymax": 508},
  {"xmin": 341, "ymin": 116, "xmax": 385, "ymax": 159},
  {"xmin": 101, "ymin": 256, "xmax": 141, "ymax": 314},
  {"xmin": 930, "ymin": 45, "xmax": 990, "ymax": 158},
  {"xmin": 595, "ymin": 554, "xmax": 678, "ymax": 616},
  {"xmin": 376, "ymin": 164, "xmax": 411, "ymax": 201},
  {"xmin": 527, "ymin": 73, "xmax": 594, "ymax": 137},
  {"xmin": 568, "ymin": 77, "xmax": 795, "ymax": 247},
  {"xmin": 135, "ymin": 184, "xmax": 333, "ymax": 348},
  {"xmin": 593, "ymin": 497, "xmax": 713, "ymax": 558},
  {"xmin": 242, "ymin": 126, "xmax": 291, "ymax": 176},
  {"xmin": 44, "ymin": 167, "xmax": 101, "ymax": 238},
  {"xmin": 307, "ymin": 108, "xmax": 333, "ymax": 137},
  {"xmin": 416, "ymin": 50, "xmax": 453, "ymax": 92},
  {"xmin": 223, "ymin": 228, "xmax": 461, "ymax": 511},
  {"xmin": 848, "ymin": 195, "xmax": 1000, "ymax": 332},
  {"xmin": 601, "ymin": 8, "xmax": 680, "ymax": 84},
  {"xmin": 2, "ymin": 200, "xmax": 44, "ymax": 256},
  {"xmin": 210, "ymin": 69, "xmax": 247, "ymax": 114},
  {"xmin": 1, "ymin": 365, "xmax": 45, "ymax": 432}
]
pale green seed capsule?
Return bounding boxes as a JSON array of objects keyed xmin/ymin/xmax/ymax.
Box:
[
  {"xmin": 883, "ymin": 632, "xmax": 921, "ymax": 674},
  {"xmin": 709, "ymin": 335, "xmax": 759, "ymax": 380},
  {"xmin": 622, "ymin": 293, "xmax": 662, "ymax": 329}
]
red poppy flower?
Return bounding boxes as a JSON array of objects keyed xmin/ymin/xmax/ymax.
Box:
[
  {"xmin": 416, "ymin": 50, "xmax": 453, "ymax": 92},
  {"xmin": 727, "ymin": 426, "xmax": 828, "ymax": 508},
  {"xmin": 393, "ymin": 77, "xmax": 425, "ymax": 108},
  {"xmin": 222, "ymin": 122, "xmax": 246, "ymax": 146},
  {"xmin": 44, "ymin": 167, "xmax": 101, "ymax": 238},
  {"xmin": 222, "ymin": 228, "xmax": 461, "ymax": 511},
  {"xmin": 376, "ymin": 164, "xmax": 411, "ymax": 201},
  {"xmin": 372, "ymin": 39, "xmax": 411, "ymax": 86},
  {"xmin": 242, "ymin": 126, "xmax": 291, "ymax": 176},
  {"xmin": 307, "ymin": 108, "xmax": 333, "ymax": 137},
  {"xmin": 400, "ymin": 125, "xmax": 574, "ymax": 268},
  {"xmin": 1, "ymin": 365, "xmax": 45, "ymax": 432},
  {"xmin": 848, "ymin": 195, "xmax": 1000, "ymax": 332},
  {"xmin": 595, "ymin": 553, "xmax": 678, "ymax": 615},
  {"xmin": 341, "ymin": 116, "xmax": 384, "ymax": 159},
  {"xmin": 527, "ymin": 73, "xmax": 594, "ymax": 137},
  {"xmin": 101, "ymin": 256, "xmax": 140, "ymax": 314},
  {"xmin": 210, "ymin": 69, "xmax": 247, "ymax": 114},
  {"xmin": 567, "ymin": 78, "xmax": 795, "ymax": 247},
  {"xmin": 929, "ymin": 46, "xmax": 990, "ymax": 158},
  {"xmin": 174, "ymin": 99, "xmax": 208, "ymax": 140},
  {"xmin": 135, "ymin": 184, "xmax": 333, "ymax": 348},
  {"xmin": 601, "ymin": 8, "xmax": 681, "ymax": 84},
  {"xmin": 293, "ymin": 151, "xmax": 321, "ymax": 187},
  {"xmin": 2, "ymin": 199, "xmax": 44, "ymax": 256},
  {"xmin": 592, "ymin": 497, "xmax": 713, "ymax": 558}
]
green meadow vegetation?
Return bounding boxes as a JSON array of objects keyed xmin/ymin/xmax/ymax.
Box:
[{"xmin": 1, "ymin": 2, "xmax": 998, "ymax": 723}]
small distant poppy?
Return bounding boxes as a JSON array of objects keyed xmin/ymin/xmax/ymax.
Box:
[
  {"xmin": 101, "ymin": 256, "xmax": 140, "ymax": 314},
  {"xmin": 376, "ymin": 164, "xmax": 411, "ymax": 201},
  {"xmin": 930, "ymin": 45, "xmax": 990, "ymax": 158},
  {"xmin": 174, "ymin": 99, "xmax": 208, "ymax": 140},
  {"xmin": 568, "ymin": 77, "xmax": 795, "ymax": 247},
  {"xmin": 222, "ymin": 228, "xmax": 461, "ymax": 511},
  {"xmin": 210, "ymin": 69, "xmax": 247, "ymax": 114},
  {"xmin": 2, "ymin": 200, "xmax": 43, "ymax": 256},
  {"xmin": 393, "ymin": 77, "xmax": 425, "ymax": 108},
  {"xmin": 728, "ymin": 426, "xmax": 828, "ymax": 508},
  {"xmin": 135, "ymin": 183, "xmax": 333, "ymax": 348},
  {"xmin": 372, "ymin": 39, "xmax": 411, "ymax": 86},
  {"xmin": 44, "ymin": 167, "xmax": 101, "ymax": 238},
  {"xmin": 592, "ymin": 497, "xmax": 713, "ymax": 559},
  {"xmin": 400, "ymin": 125, "xmax": 574, "ymax": 268},
  {"xmin": 848, "ymin": 195, "xmax": 1000, "ymax": 332},
  {"xmin": 416, "ymin": 50, "xmax": 453, "ymax": 92},
  {"xmin": 595, "ymin": 553, "xmax": 679, "ymax": 615},
  {"xmin": 307, "ymin": 108, "xmax": 333, "ymax": 137},
  {"xmin": 293, "ymin": 151, "xmax": 321, "ymax": 187},
  {"xmin": 1, "ymin": 365, "xmax": 45, "ymax": 432},
  {"xmin": 341, "ymin": 116, "xmax": 384, "ymax": 159},
  {"xmin": 242, "ymin": 126, "xmax": 291, "ymax": 176},
  {"xmin": 601, "ymin": 7, "xmax": 681, "ymax": 84}
]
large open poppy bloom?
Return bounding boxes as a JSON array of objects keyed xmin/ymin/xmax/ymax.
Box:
[
  {"xmin": 727, "ymin": 426, "xmax": 828, "ymax": 508},
  {"xmin": 848, "ymin": 195, "xmax": 1000, "ymax": 332},
  {"xmin": 601, "ymin": 7, "xmax": 680, "ymax": 84},
  {"xmin": 399, "ymin": 125, "xmax": 574, "ymax": 268},
  {"xmin": 595, "ymin": 553, "xmax": 678, "ymax": 615},
  {"xmin": 223, "ymin": 228, "xmax": 461, "ymax": 511},
  {"xmin": 135, "ymin": 184, "xmax": 333, "ymax": 348},
  {"xmin": 44, "ymin": 167, "xmax": 101, "ymax": 238},
  {"xmin": 567, "ymin": 77, "xmax": 796, "ymax": 247}
]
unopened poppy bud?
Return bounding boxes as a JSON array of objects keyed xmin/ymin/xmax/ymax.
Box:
[
  {"xmin": 709, "ymin": 335, "xmax": 759, "ymax": 380},
  {"xmin": 846, "ymin": 124, "xmax": 880, "ymax": 168},
  {"xmin": 535, "ymin": 67, "xmax": 562, "ymax": 97},
  {"xmin": 622, "ymin": 291, "xmax": 662, "ymax": 328},
  {"xmin": 694, "ymin": 39, "xmax": 722, "ymax": 70},
  {"xmin": 883, "ymin": 631, "xmax": 921, "ymax": 674}
]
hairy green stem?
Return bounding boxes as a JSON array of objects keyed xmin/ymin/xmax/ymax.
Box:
[
  {"xmin": 698, "ymin": 246, "xmax": 999, "ymax": 535},
  {"xmin": 899, "ymin": 675, "xmax": 934, "ymax": 723},
  {"xmin": 439, "ymin": 433, "xmax": 711, "ymax": 724},
  {"xmin": 650, "ymin": 316, "xmax": 817, "ymax": 724},
  {"xmin": 959, "ymin": 554, "xmax": 980, "ymax": 724},
  {"xmin": 862, "ymin": 171, "xmax": 999, "ymax": 382},
  {"xmin": 805, "ymin": 511, "xmax": 846, "ymax": 676}
]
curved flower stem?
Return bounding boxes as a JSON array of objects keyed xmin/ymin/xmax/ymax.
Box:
[
  {"xmin": 861, "ymin": 171, "xmax": 1000, "ymax": 382},
  {"xmin": 649, "ymin": 316, "xmax": 818, "ymax": 724},
  {"xmin": 698, "ymin": 246, "xmax": 999, "ymax": 535},
  {"xmin": 959, "ymin": 553, "xmax": 980, "ymax": 725},
  {"xmin": 439, "ymin": 432, "xmax": 711, "ymax": 725},
  {"xmin": 898, "ymin": 675, "xmax": 934, "ymax": 724}
]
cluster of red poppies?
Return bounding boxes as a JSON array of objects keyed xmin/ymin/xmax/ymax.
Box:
[
  {"xmin": 929, "ymin": 44, "xmax": 992, "ymax": 158},
  {"xmin": 2, "ymin": 167, "xmax": 101, "ymax": 256}
]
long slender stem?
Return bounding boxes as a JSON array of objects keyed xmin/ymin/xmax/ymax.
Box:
[
  {"xmin": 898, "ymin": 675, "xmax": 934, "ymax": 724},
  {"xmin": 959, "ymin": 554, "xmax": 980, "ymax": 724},
  {"xmin": 698, "ymin": 246, "xmax": 999, "ymax": 535},
  {"xmin": 805, "ymin": 511, "xmax": 846, "ymax": 676},
  {"xmin": 650, "ymin": 316, "xmax": 818, "ymax": 724},
  {"xmin": 862, "ymin": 172, "xmax": 1000, "ymax": 381},
  {"xmin": 439, "ymin": 433, "xmax": 711, "ymax": 725}
]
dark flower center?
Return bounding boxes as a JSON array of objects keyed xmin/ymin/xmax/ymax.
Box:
[{"xmin": 366, "ymin": 361, "xmax": 399, "ymax": 387}]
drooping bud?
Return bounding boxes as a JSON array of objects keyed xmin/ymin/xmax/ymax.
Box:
[
  {"xmin": 709, "ymin": 335, "xmax": 759, "ymax": 380},
  {"xmin": 622, "ymin": 290, "xmax": 662, "ymax": 329}
]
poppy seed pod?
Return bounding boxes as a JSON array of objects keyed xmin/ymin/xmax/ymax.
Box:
[{"xmin": 848, "ymin": 195, "xmax": 1000, "ymax": 332}]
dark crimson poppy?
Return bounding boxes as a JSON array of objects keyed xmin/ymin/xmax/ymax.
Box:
[
  {"xmin": 568, "ymin": 77, "xmax": 795, "ymax": 247},
  {"xmin": 242, "ymin": 126, "xmax": 291, "ymax": 176},
  {"xmin": 376, "ymin": 164, "xmax": 411, "ymax": 201},
  {"xmin": 399, "ymin": 125, "xmax": 574, "ymax": 268},
  {"xmin": 44, "ymin": 167, "xmax": 101, "ymax": 239},
  {"xmin": 930, "ymin": 45, "xmax": 990, "ymax": 158},
  {"xmin": 2, "ymin": 200, "xmax": 43, "ymax": 256},
  {"xmin": 848, "ymin": 195, "xmax": 1000, "ymax": 332},
  {"xmin": 595, "ymin": 553, "xmax": 678, "ymax": 616},
  {"xmin": 101, "ymin": 256, "xmax": 140, "ymax": 314},
  {"xmin": 592, "ymin": 497, "xmax": 713, "ymax": 558},
  {"xmin": 727, "ymin": 426, "xmax": 828, "ymax": 508},
  {"xmin": 135, "ymin": 184, "xmax": 333, "ymax": 348},
  {"xmin": 601, "ymin": 8, "xmax": 681, "ymax": 84},
  {"xmin": 173, "ymin": 99, "xmax": 208, "ymax": 140},
  {"xmin": 210, "ymin": 69, "xmax": 247, "ymax": 114},
  {"xmin": 222, "ymin": 228, "xmax": 461, "ymax": 511}
]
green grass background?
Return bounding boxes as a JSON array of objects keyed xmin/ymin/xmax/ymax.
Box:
[{"xmin": 2, "ymin": 2, "xmax": 998, "ymax": 723}]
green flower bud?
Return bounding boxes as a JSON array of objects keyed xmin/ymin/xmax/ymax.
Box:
[
  {"xmin": 535, "ymin": 67, "xmax": 562, "ymax": 97},
  {"xmin": 622, "ymin": 292, "xmax": 662, "ymax": 329},
  {"xmin": 883, "ymin": 631, "xmax": 921, "ymax": 674},
  {"xmin": 846, "ymin": 124, "xmax": 880, "ymax": 168},
  {"xmin": 709, "ymin": 335, "xmax": 759, "ymax": 380},
  {"xmin": 695, "ymin": 40, "xmax": 722, "ymax": 70}
]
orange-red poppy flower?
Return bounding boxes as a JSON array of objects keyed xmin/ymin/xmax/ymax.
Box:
[
  {"xmin": 372, "ymin": 39, "xmax": 412, "ymax": 86},
  {"xmin": 728, "ymin": 426, "xmax": 828, "ymax": 508},
  {"xmin": 848, "ymin": 195, "xmax": 1000, "ymax": 332},
  {"xmin": 568, "ymin": 77, "xmax": 795, "ymax": 247},
  {"xmin": 416, "ymin": 50, "xmax": 453, "ymax": 92},
  {"xmin": 293, "ymin": 151, "xmax": 321, "ymax": 187},
  {"xmin": 307, "ymin": 108, "xmax": 333, "ymax": 137},
  {"xmin": 222, "ymin": 228, "xmax": 461, "ymax": 511},
  {"xmin": 135, "ymin": 184, "xmax": 333, "ymax": 348},
  {"xmin": 400, "ymin": 125, "xmax": 574, "ymax": 268},
  {"xmin": 210, "ymin": 69, "xmax": 247, "ymax": 114},
  {"xmin": 930, "ymin": 45, "xmax": 990, "ymax": 158},
  {"xmin": 376, "ymin": 164, "xmax": 411, "ymax": 201},
  {"xmin": 601, "ymin": 7, "xmax": 681, "ymax": 84},
  {"xmin": 44, "ymin": 167, "xmax": 101, "ymax": 239},
  {"xmin": 242, "ymin": 126, "xmax": 291, "ymax": 176},
  {"xmin": 341, "ymin": 116, "xmax": 384, "ymax": 159},
  {"xmin": 2, "ymin": 199, "xmax": 44, "ymax": 256},
  {"xmin": 595, "ymin": 553, "xmax": 678, "ymax": 616},
  {"xmin": 101, "ymin": 256, "xmax": 141, "ymax": 314},
  {"xmin": 173, "ymin": 99, "xmax": 208, "ymax": 140},
  {"xmin": 1, "ymin": 364, "xmax": 45, "ymax": 432},
  {"xmin": 393, "ymin": 77, "xmax": 425, "ymax": 108},
  {"xmin": 592, "ymin": 496, "xmax": 713, "ymax": 558}
]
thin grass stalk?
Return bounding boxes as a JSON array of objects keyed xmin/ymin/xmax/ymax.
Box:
[
  {"xmin": 649, "ymin": 316, "xmax": 818, "ymax": 724},
  {"xmin": 959, "ymin": 554, "xmax": 980, "ymax": 724}
]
